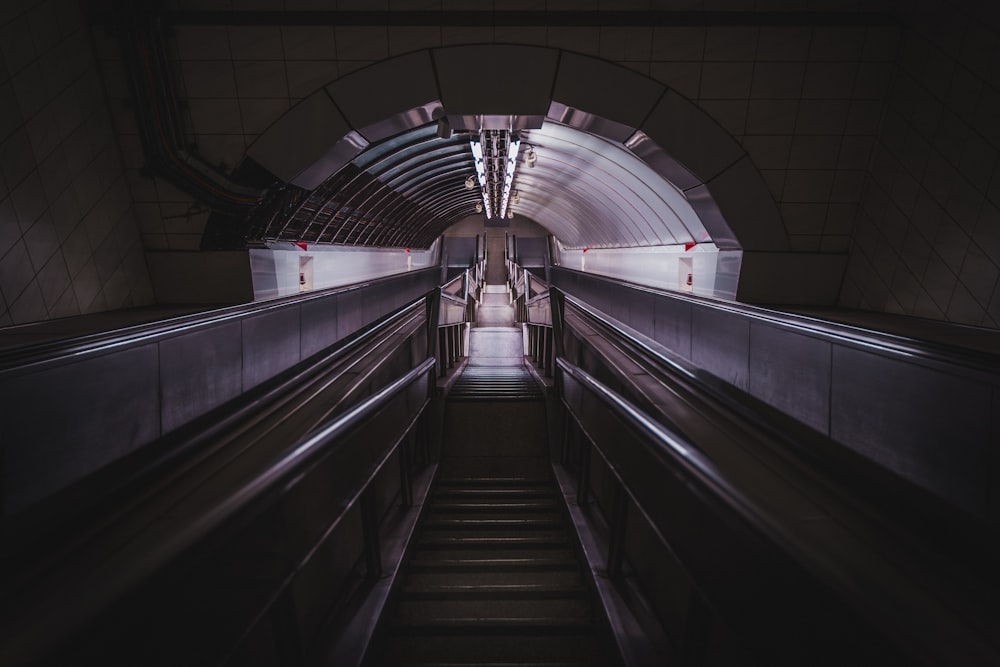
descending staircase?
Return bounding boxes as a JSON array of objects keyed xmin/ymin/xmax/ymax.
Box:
[
  {"xmin": 368, "ymin": 281, "xmax": 620, "ymax": 667},
  {"xmin": 448, "ymin": 366, "xmax": 543, "ymax": 401},
  {"xmin": 374, "ymin": 476, "xmax": 617, "ymax": 666}
]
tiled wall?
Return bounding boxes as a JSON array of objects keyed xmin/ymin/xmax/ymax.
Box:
[
  {"xmin": 96, "ymin": 1, "xmax": 896, "ymax": 259},
  {"xmin": 0, "ymin": 0, "xmax": 153, "ymax": 327},
  {"xmin": 83, "ymin": 1, "xmax": 1000, "ymax": 327},
  {"xmin": 840, "ymin": 0, "xmax": 1000, "ymax": 327}
]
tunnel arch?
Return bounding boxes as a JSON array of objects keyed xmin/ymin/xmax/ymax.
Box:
[{"xmin": 245, "ymin": 45, "xmax": 841, "ymax": 304}]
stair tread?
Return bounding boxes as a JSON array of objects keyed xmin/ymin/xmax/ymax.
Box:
[
  {"xmin": 390, "ymin": 663, "xmax": 585, "ymax": 667},
  {"xmin": 371, "ymin": 431, "xmax": 620, "ymax": 666},
  {"xmin": 433, "ymin": 488, "xmax": 556, "ymax": 497},
  {"xmin": 400, "ymin": 583, "xmax": 587, "ymax": 599},
  {"xmin": 435, "ymin": 477, "xmax": 549, "ymax": 485},
  {"xmin": 400, "ymin": 571, "xmax": 584, "ymax": 589},
  {"xmin": 428, "ymin": 500, "xmax": 559, "ymax": 511},
  {"xmin": 412, "ymin": 547, "xmax": 574, "ymax": 559},
  {"xmin": 380, "ymin": 634, "xmax": 604, "ymax": 663},
  {"xmin": 408, "ymin": 557, "xmax": 579, "ymax": 572},
  {"xmin": 417, "ymin": 535, "xmax": 568, "ymax": 548}
]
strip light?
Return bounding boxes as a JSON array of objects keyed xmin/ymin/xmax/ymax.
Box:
[
  {"xmin": 469, "ymin": 131, "xmax": 520, "ymax": 221},
  {"xmin": 498, "ymin": 139, "xmax": 520, "ymax": 220},
  {"xmin": 469, "ymin": 139, "xmax": 492, "ymax": 218}
]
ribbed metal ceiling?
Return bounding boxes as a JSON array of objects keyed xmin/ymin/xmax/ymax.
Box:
[
  {"xmin": 516, "ymin": 122, "xmax": 709, "ymax": 249},
  {"xmin": 252, "ymin": 120, "xmax": 708, "ymax": 250}
]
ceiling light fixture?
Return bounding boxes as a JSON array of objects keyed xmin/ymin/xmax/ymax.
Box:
[
  {"xmin": 498, "ymin": 138, "xmax": 520, "ymax": 220},
  {"xmin": 465, "ymin": 174, "xmax": 476, "ymax": 189},
  {"xmin": 469, "ymin": 129, "xmax": 520, "ymax": 221},
  {"xmin": 469, "ymin": 138, "xmax": 493, "ymax": 217},
  {"xmin": 525, "ymin": 145, "xmax": 537, "ymax": 168}
]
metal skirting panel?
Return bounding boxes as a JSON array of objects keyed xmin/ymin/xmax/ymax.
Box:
[
  {"xmin": 551, "ymin": 267, "xmax": 1000, "ymax": 520},
  {"xmin": 0, "ymin": 269, "xmax": 440, "ymax": 514}
]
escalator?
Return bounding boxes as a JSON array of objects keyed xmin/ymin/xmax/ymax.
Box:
[{"xmin": 368, "ymin": 290, "xmax": 621, "ymax": 666}]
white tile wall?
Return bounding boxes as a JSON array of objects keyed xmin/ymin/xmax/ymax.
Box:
[
  {"xmin": 842, "ymin": 0, "xmax": 1000, "ymax": 326},
  {"xmin": 38, "ymin": 1, "xmax": 995, "ymax": 330},
  {"xmin": 0, "ymin": 0, "xmax": 153, "ymax": 326}
]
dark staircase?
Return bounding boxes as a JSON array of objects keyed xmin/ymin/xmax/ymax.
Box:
[
  {"xmin": 369, "ymin": 329, "xmax": 620, "ymax": 666},
  {"xmin": 448, "ymin": 366, "xmax": 544, "ymax": 401}
]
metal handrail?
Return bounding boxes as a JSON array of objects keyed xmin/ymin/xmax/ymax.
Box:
[
  {"xmin": 556, "ymin": 356, "xmax": 999, "ymax": 665},
  {"xmin": 441, "ymin": 269, "xmax": 465, "ymax": 297},
  {"xmin": 550, "ymin": 266, "xmax": 1000, "ymax": 380},
  {"xmin": 559, "ymin": 289, "xmax": 992, "ymax": 539},
  {"xmin": 0, "ymin": 266, "xmax": 441, "ymax": 373},
  {"xmin": 1, "ymin": 356, "xmax": 437, "ymax": 666},
  {"xmin": 2, "ymin": 296, "xmax": 433, "ymax": 535}
]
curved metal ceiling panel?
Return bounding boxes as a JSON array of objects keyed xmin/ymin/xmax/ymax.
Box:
[
  {"xmin": 252, "ymin": 118, "xmax": 710, "ymax": 251},
  {"xmin": 512, "ymin": 122, "xmax": 708, "ymax": 249}
]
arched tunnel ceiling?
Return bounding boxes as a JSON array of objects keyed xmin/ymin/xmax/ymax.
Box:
[{"xmin": 254, "ymin": 120, "xmax": 711, "ymax": 250}]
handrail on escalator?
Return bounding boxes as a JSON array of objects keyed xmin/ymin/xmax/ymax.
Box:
[
  {"xmin": 550, "ymin": 266, "xmax": 1000, "ymax": 378},
  {"xmin": 1, "ymin": 355, "xmax": 438, "ymax": 667},
  {"xmin": 2, "ymin": 294, "xmax": 435, "ymax": 536},
  {"xmin": 559, "ymin": 287, "xmax": 995, "ymax": 549},
  {"xmin": 0, "ymin": 266, "xmax": 441, "ymax": 372},
  {"xmin": 556, "ymin": 356, "xmax": 1000, "ymax": 666}
]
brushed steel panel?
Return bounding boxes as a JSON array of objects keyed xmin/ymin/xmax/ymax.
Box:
[
  {"xmin": 242, "ymin": 305, "xmax": 302, "ymax": 391},
  {"xmin": 337, "ymin": 290, "xmax": 365, "ymax": 341},
  {"xmin": 3, "ymin": 344, "xmax": 160, "ymax": 511},
  {"xmin": 691, "ymin": 306, "xmax": 749, "ymax": 390},
  {"xmin": 831, "ymin": 346, "xmax": 991, "ymax": 515},
  {"xmin": 159, "ymin": 321, "xmax": 243, "ymax": 433},
  {"xmin": 300, "ymin": 294, "xmax": 340, "ymax": 358},
  {"xmin": 748, "ymin": 322, "xmax": 831, "ymax": 435},
  {"xmin": 653, "ymin": 296, "xmax": 693, "ymax": 361}
]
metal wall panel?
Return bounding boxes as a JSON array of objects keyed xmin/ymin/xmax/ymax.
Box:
[
  {"xmin": 242, "ymin": 306, "xmax": 302, "ymax": 391},
  {"xmin": 300, "ymin": 296, "xmax": 340, "ymax": 359},
  {"xmin": 2, "ymin": 272, "xmax": 440, "ymax": 513},
  {"xmin": 3, "ymin": 344, "xmax": 160, "ymax": 512},
  {"xmin": 691, "ymin": 306, "xmax": 750, "ymax": 391},
  {"xmin": 554, "ymin": 267, "xmax": 1000, "ymax": 519},
  {"xmin": 159, "ymin": 321, "xmax": 244, "ymax": 434},
  {"xmin": 336, "ymin": 290, "xmax": 365, "ymax": 342},
  {"xmin": 628, "ymin": 291, "xmax": 655, "ymax": 339},
  {"xmin": 830, "ymin": 346, "xmax": 991, "ymax": 515},
  {"xmin": 653, "ymin": 295, "xmax": 693, "ymax": 360},
  {"xmin": 748, "ymin": 323, "xmax": 832, "ymax": 435}
]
